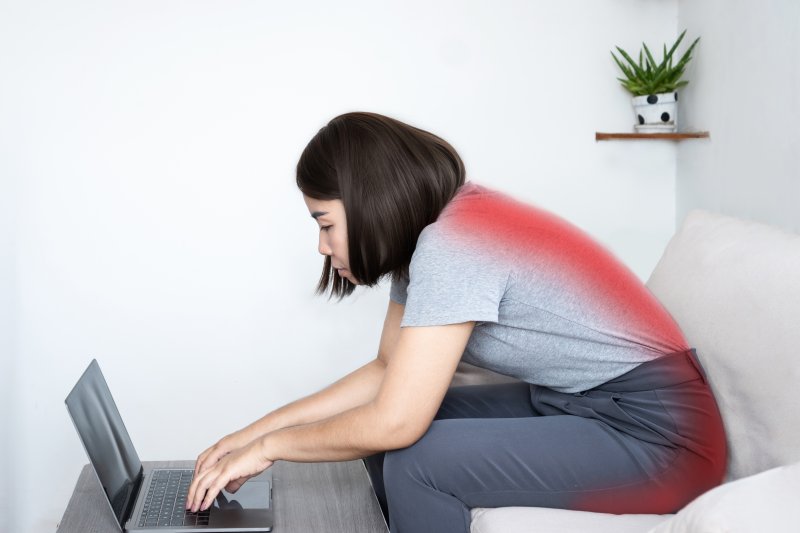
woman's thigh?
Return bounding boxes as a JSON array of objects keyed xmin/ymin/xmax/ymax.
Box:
[
  {"xmin": 384, "ymin": 414, "xmax": 685, "ymax": 515},
  {"xmin": 386, "ymin": 351, "xmax": 726, "ymax": 519}
]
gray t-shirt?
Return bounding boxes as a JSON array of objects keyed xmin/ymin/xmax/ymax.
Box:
[{"xmin": 390, "ymin": 181, "xmax": 689, "ymax": 393}]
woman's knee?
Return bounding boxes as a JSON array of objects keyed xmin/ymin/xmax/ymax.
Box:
[
  {"xmin": 384, "ymin": 431, "xmax": 445, "ymax": 487},
  {"xmin": 383, "ymin": 421, "xmax": 463, "ymax": 493},
  {"xmin": 382, "ymin": 445, "xmax": 424, "ymax": 492}
]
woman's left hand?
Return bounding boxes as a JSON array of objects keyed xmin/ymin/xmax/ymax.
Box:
[{"xmin": 186, "ymin": 437, "xmax": 274, "ymax": 512}]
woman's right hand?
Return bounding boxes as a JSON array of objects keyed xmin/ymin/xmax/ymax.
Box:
[{"xmin": 193, "ymin": 427, "xmax": 260, "ymax": 478}]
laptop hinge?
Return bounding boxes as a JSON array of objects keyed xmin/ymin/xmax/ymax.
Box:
[{"xmin": 121, "ymin": 465, "xmax": 145, "ymax": 527}]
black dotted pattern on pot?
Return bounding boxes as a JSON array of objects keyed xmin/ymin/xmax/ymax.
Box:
[
  {"xmin": 647, "ymin": 94, "xmax": 658, "ymax": 104},
  {"xmin": 638, "ymin": 115, "xmax": 645, "ymax": 125},
  {"xmin": 661, "ymin": 112, "xmax": 670, "ymax": 122}
]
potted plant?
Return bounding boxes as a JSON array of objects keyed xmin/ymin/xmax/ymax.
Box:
[{"xmin": 611, "ymin": 29, "xmax": 700, "ymax": 133}]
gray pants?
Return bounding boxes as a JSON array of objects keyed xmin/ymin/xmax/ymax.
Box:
[{"xmin": 363, "ymin": 349, "xmax": 727, "ymax": 533}]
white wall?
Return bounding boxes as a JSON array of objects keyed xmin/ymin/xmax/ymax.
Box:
[
  {"xmin": 677, "ymin": 0, "xmax": 800, "ymax": 232},
  {"xmin": 0, "ymin": 132, "xmax": 16, "ymax": 533},
  {"xmin": 0, "ymin": 1, "xmax": 681, "ymax": 531}
]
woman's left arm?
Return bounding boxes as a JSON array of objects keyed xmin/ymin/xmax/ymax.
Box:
[{"xmin": 187, "ymin": 321, "xmax": 475, "ymax": 512}]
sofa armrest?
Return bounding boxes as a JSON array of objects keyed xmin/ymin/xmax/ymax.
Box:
[{"xmin": 648, "ymin": 461, "xmax": 800, "ymax": 533}]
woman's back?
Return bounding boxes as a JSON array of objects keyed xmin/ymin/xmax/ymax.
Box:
[{"xmin": 390, "ymin": 180, "xmax": 689, "ymax": 393}]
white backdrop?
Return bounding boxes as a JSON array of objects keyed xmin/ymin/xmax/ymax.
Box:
[
  {"xmin": 0, "ymin": 1, "xmax": 681, "ymax": 531},
  {"xmin": 677, "ymin": 0, "xmax": 800, "ymax": 232}
]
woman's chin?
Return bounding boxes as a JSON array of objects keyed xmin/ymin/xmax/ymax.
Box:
[{"xmin": 337, "ymin": 269, "xmax": 357, "ymax": 285}]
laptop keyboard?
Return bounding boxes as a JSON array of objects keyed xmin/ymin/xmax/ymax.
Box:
[{"xmin": 138, "ymin": 469, "xmax": 210, "ymax": 528}]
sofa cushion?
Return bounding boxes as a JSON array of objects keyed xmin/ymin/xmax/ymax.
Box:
[
  {"xmin": 470, "ymin": 506, "xmax": 670, "ymax": 533},
  {"xmin": 645, "ymin": 209, "xmax": 800, "ymax": 481},
  {"xmin": 647, "ymin": 461, "xmax": 800, "ymax": 533}
]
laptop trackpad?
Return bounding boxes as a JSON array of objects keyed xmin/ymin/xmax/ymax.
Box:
[{"xmin": 209, "ymin": 479, "xmax": 272, "ymax": 529}]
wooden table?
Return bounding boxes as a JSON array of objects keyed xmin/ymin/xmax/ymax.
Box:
[{"xmin": 57, "ymin": 460, "xmax": 389, "ymax": 533}]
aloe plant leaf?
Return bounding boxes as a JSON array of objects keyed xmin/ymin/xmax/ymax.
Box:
[
  {"xmin": 616, "ymin": 46, "xmax": 647, "ymax": 78},
  {"xmin": 664, "ymin": 29, "xmax": 687, "ymax": 64},
  {"xmin": 674, "ymin": 37, "xmax": 700, "ymax": 69},
  {"xmin": 611, "ymin": 52, "xmax": 636, "ymax": 81},
  {"xmin": 626, "ymin": 83, "xmax": 642, "ymax": 94},
  {"xmin": 615, "ymin": 46, "xmax": 639, "ymax": 70},
  {"xmin": 611, "ymin": 32, "xmax": 698, "ymax": 96},
  {"xmin": 672, "ymin": 55, "xmax": 694, "ymax": 76},
  {"xmin": 650, "ymin": 66, "xmax": 671, "ymax": 91},
  {"xmin": 666, "ymin": 67, "xmax": 685, "ymax": 85},
  {"xmin": 648, "ymin": 46, "xmax": 670, "ymax": 79},
  {"xmin": 643, "ymin": 42, "xmax": 658, "ymax": 71}
]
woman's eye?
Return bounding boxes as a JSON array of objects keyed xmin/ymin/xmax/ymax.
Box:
[{"xmin": 320, "ymin": 225, "xmax": 332, "ymax": 232}]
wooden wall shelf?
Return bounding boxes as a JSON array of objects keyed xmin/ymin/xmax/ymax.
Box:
[{"xmin": 596, "ymin": 131, "xmax": 710, "ymax": 141}]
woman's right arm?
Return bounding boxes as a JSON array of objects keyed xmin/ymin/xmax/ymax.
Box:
[{"xmin": 194, "ymin": 298, "xmax": 404, "ymax": 473}]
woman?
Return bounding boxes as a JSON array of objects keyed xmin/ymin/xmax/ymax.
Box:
[{"xmin": 187, "ymin": 112, "xmax": 727, "ymax": 532}]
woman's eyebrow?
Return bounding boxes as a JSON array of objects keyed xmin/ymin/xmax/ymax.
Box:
[{"xmin": 311, "ymin": 211, "xmax": 328, "ymax": 220}]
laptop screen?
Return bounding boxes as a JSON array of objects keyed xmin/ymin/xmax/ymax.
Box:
[{"xmin": 65, "ymin": 359, "xmax": 143, "ymax": 528}]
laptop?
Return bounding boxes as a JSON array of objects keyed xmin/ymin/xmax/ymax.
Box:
[{"xmin": 65, "ymin": 359, "xmax": 274, "ymax": 532}]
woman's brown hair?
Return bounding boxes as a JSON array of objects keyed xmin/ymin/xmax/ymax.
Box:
[{"xmin": 296, "ymin": 111, "xmax": 466, "ymax": 300}]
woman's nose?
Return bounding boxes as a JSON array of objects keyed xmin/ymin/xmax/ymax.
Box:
[{"xmin": 318, "ymin": 237, "xmax": 332, "ymax": 257}]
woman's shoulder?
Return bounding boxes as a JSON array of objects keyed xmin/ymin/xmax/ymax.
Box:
[
  {"xmin": 425, "ymin": 181, "xmax": 522, "ymax": 246},
  {"xmin": 447, "ymin": 180, "xmax": 503, "ymax": 206}
]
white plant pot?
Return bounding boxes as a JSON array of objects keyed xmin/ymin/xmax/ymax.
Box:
[{"xmin": 632, "ymin": 91, "xmax": 678, "ymax": 133}]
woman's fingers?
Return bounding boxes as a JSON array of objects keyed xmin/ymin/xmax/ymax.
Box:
[
  {"xmin": 194, "ymin": 444, "xmax": 219, "ymax": 476},
  {"xmin": 196, "ymin": 449, "xmax": 223, "ymax": 476},
  {"xmin": 189, "ymin": 464, "xmax": 242, "ymax": 512},
  {"xmin": 200, "ymin": 472, "xmax": 231, "ymax": 512},
  {"xmin": 193, "ymin": 451, "xmax": 210, "ymax": 477},
  {"xmin": 190, "ymin": 436, "xmax": 247, "ymax": 508},
  {"xmin": 194, "ymin": 440, "xmax": 233, "ymax": 477},
  {"xmin": 186, "ymin": 442, "xmax": 272, "ymax": 512},
  {"xmin": 224, "ymin": 475, "xmax": 252, "ymax": 493},
  {"xmin": 186, "ymin": 467, "xmax": 207, "ymax": 511}
]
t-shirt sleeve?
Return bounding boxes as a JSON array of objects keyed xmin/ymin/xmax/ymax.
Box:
[
  {"xmin": 389, "ymin": 273, "xmax": 409, "ymax": 305},
  {"xmin": 399, "ymin": 224, "xmax": 509, "ymax": 327}
]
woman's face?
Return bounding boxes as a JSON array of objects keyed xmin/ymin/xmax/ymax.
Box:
[{"xmin": 302, "ymin": 194, "xmax": 359, "ymax": 285}]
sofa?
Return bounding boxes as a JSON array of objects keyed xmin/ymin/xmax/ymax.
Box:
[{"xmin": 448, "ymin": 209, "xmax": 800, "ymax": 533}]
